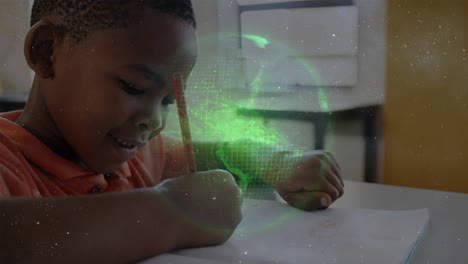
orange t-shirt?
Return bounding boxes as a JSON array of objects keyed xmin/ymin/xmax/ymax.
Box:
[{"xmin": 0, "ymin": 110, "xmax": 189, "ymax": 197}]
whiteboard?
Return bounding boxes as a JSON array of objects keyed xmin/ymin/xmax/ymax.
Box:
[
  {"xmin": 241, "ymin": 6, "xmax": 359, "ymax": 88},
  {"xmin": 241, "ymin": 6, "xmax": 359, "ymax": 56}
]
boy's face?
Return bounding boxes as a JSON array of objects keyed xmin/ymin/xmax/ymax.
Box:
[{"xmin": 44, "ymin": 10, "xmax": 198, "ymax": 173}]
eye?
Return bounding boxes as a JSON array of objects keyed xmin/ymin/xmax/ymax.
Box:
[
  {"xmin": 162, "ymin": 97, "xmax": 175, "ymax": 106},
  {"xmin": 119, "ymin": 79, "xmax": 144, "ymax": 96}
]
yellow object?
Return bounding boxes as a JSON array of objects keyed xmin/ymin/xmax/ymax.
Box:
[{"xmin": 384, "ymin": 0, "xmax": 468, "ymax": 193}]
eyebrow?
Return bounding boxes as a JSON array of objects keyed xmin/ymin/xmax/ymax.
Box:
[{"xmin": 124, "ymin": 64, "xmax": 166, "ymax": 87}]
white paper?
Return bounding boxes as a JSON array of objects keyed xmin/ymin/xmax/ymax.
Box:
[{"xmin": 143, "ymin": 199, "xmax": 429, "ymax": 264}]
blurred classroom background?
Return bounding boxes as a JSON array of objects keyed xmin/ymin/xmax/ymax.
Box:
[{"xmin": 0, "ymin": 0, "xmax": 467, "ymax": 193}]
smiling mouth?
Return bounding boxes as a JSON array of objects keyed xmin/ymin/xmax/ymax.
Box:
[{"xmin": 110, "ymin": 135, "xmax": 138, "ymax": 150}]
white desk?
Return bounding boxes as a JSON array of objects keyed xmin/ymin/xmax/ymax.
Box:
[
  {"xmin": 330, "ymin": 180, "xmax": 468, "ymax": 263},
  {"xmin": 145, "ymin": 181, "xmax": 467, "ymax": 263}
]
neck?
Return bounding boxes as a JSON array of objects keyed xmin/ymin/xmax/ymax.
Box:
[{"xmin": 17, "ymin": 79, "xmax": 82, "ymax": 165}]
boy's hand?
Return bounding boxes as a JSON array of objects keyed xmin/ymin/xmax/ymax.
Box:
[
  {"xmin": 156, "ymin": 170, "xmax": 243, "ymax": 248},
  {"xmin": 272, "ymin": 151, "xmax": 344, "ymax": 211}
]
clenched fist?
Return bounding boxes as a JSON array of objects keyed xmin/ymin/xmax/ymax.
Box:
[
  {"xmin": 272, "ymin": 151, "xmax": 344, "ymax": 211},
  {"xmin": 156, "ymin": 170, "xmax": 243, "ymax": 248}
]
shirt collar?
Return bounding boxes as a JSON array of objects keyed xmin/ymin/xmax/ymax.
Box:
[{"xmin": 0, "ymin": 110, "xmax": 132, "ymax": 181}]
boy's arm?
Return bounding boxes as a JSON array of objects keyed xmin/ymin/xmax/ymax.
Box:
[
  {"xmin": 0, "ymin": 189, "xmax": 179, "ymax": 264},
  {"xmin": 194, "ymin": 140, "xmax": 278, "ymax": 185},
  {"xmin": 0, "ymin": 170, "xmax": 242, "ymax": 264},
  {"xmin": 194, "ymin": 140, "xmax": 344, "ymax": 210}
]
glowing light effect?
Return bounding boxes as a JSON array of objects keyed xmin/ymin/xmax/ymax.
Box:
[
  {"xmin": 165, "ymin": 32, "xmax": 334, "ymax": 232},
  {"xmin": 318, "ymin": 88, "xmax": 329, "ymax": 111},
  {"xmin": 242, "ymin": 34, "xmax": 270, "ymax": 49},
  {"xmin": 180, "ymin": 33, "xmax": 334, "ymax": 187}
]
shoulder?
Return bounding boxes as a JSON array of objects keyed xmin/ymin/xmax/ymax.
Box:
[
  {"xmin": 0, "ymin": 111, "xmax": 31, "ymax": 167},
  {"xmin": 160, "ymin": 133, "xmax": 183, "ymax": 149},
  {"xmin": 146, "ymin": 133, "xmax": 183, "ymax": 154},
  {"xmin": 145, "ymin": 133, "xmax": 187, "ymax": 179},
  {"xmin": 0, "ymin": 111, "xmax": 40, "ymax": 196},
  {"xmin": 130, "ymin": 133, "xmax": 186, "ymax": 183},
  {"xmin": 0, "ymin": 129, "xmax": 36, "ymax": 197},
  {"xmin": 0, "ymin": 128, "xmax": 25, "ymax": 165},
  {"xmin": 135, "ymin": 133, "xmax": 183, "ymax": 166}
]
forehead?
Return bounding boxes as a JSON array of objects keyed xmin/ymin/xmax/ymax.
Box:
[{"xmin": 70, "ymin": 9, "xmax": 199, "ymax": 74}]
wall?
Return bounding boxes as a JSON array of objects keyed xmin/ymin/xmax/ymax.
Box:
[
  {"xmin": 383, "ymin": 0, "xmax": 468, "ymax": 192},
  {"xmin": 0, "ymin": 0, "xmax": 32, "ymax": 93}
]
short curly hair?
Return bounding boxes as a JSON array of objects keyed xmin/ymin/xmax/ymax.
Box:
[{"xmin": 30, "ymin": 0, "xmax": 197, "ymax": 42}]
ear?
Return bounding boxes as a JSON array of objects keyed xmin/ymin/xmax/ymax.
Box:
[{"xmin": 24, "ymin": 20, "xmax": 65, "ymax": 79}]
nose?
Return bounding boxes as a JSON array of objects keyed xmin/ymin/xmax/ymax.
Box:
[{"xmin": 133, "ymin": 103, "xmax": 163, "ymax": 133}]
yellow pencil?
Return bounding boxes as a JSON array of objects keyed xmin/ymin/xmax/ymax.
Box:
[{"xmin": 172, "ymin": 74, "xmax": 197, "ymax": 173}]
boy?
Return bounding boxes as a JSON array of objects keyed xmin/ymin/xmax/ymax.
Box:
[{"xmin": 0, "ymin": 0, "xmax": 343, "ymax": 263}]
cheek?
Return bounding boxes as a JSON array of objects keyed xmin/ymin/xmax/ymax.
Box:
[
  {"xmin": 79, "ymin": 89, "xmax": 138, "ymax": 133},
  {"xmin": 89, "ymin": 97, "xmax": 136, "ymax": 128}
]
